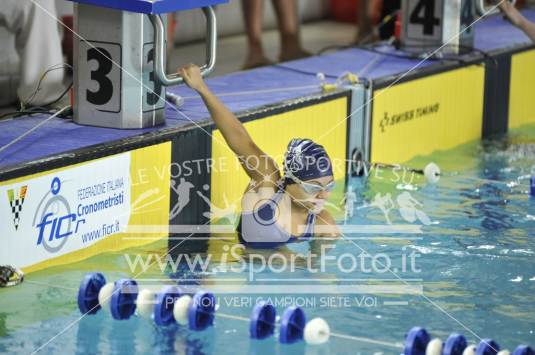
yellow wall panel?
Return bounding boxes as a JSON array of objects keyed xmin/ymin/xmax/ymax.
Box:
[
  {"xmin": 371, "ymin": 65, "xmax": 485, "ymax": 164},
  {"xmin": 509, "ymin": 49, "xmax": 535, "ymax": 129}
]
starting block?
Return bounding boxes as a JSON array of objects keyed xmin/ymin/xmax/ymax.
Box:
[
  {"xmin": 400, "ymin": 0, "xmax": 515, "ymax": 55},
  {"xmin": 401, "ymin": 0, "xmax": 475, "ymax": 54},
  {"xmin": 68, "ymin": 0, "xmax": 227, "ymax": 129}
]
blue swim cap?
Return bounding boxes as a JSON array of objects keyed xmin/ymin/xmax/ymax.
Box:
[{"xmin": 283, "ymin": 139, "xmax": 333, "ymax": 184}]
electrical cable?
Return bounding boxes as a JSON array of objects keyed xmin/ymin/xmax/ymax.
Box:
[{"xmin": 0, "ymin": 106, "xmax": 70, "ymax": 155}]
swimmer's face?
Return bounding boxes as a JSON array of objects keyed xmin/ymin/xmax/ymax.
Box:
[{"xmin": 286, "ymin": 175, "xmax": 334, "ymax": 211}]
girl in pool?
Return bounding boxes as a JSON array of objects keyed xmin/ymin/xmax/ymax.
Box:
[{"xmin": 178, "ymin": 64, "xmax": 340, "ymax": 247}]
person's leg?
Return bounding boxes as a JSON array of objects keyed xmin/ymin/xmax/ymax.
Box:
[
  {"xmin": 241, "ymin": 0, "xmax": 273, "ymax": 69},
  {"xmin": 355, "ymin": 0, "xmax": 380, "ymax": 44},
  {"xmin": 0, "ymin": 0, "xmax": 64, "ymax": 107},
  {"xmin": 271, "ymin": 0, "xmax": 310, "ymax": 62}
]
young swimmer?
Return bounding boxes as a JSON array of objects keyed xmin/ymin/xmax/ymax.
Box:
[
  {"xmin": 178, "ymin": 64, "xmax": 340, "ymax": 247},
  {"xmin": 497, "ymin": 0, "xmax": 535, "ymax": 43}
]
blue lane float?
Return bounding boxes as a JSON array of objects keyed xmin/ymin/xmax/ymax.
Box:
[
  {"xmin": 188, "ymin": 291, "xmax": 216, "ymax": 331},
  {"xmin": 279, "ymin": 306, "xmax": 306, "ymax": 344},
  {"xmin": 444, "ymin": 333, "xmax": 468, "ymax": 355},
  {"xmin": 476, "ymin": 339, "xmax": 501, "ymax": 355},
  {"xmin": 76, "ymin": 273, "xmax": 217, "ymax": 331},
  {"xmin": 402, "ymin": 327, "xmax": 535, "ymax": 355},
  {"xmin": 513, "ymin": 345, "xmax": 535, "ymax": 355},
  {"xmin": 404, "ymin": 327, "xmax": 431, "ymax": 355},
  {"xmin": 249, "ymin": 301, "xmax": 277, "ymax": 340},
  {"xmin": 247, "ymin": 305, "xmax": 330, "ymax": 345},
  {"xmin": 110, "ymin": 279, "xmax": 138, "ymax": 320},
  {"xmin": 77, "ymin": 272, "xmax": 106, "ymax": 314},
  {"xmin": 77, "ymin": 274, "xmax": 533, "ymax": 351},
  {"xmin": 154, "ymin": 285, "xmax": 181, "ymax": 326}
]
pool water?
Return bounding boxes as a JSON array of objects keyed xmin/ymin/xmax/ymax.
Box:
[{"xmin": 1, "ymin": 126, "xmax": 535, "ymax": 354}]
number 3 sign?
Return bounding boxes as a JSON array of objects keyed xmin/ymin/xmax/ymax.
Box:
[
  {"xmin": 80, "ymin": 42, "xmax": 121, "ymax": 113},
  {"xmin": 73, "ymin": 3, "xmax": 166, "ymax": 129}
]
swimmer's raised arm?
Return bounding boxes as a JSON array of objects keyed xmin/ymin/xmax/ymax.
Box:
[
  {"xmin": 497, "ymin": 1, "xmax": 535, "ymax": 43},
  {"xmin": 178, "ymin": 64, "xmax": 281, "ymax": 185}
]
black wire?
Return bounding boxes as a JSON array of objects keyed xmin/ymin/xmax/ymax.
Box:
[
  {"xmin": 359, "ymin": 43, "xmax": 472, "ymax": 65},
  {"xmin": 22, "ymin": 65, "xmax": 69, "ymax": 108},
  {"xmin": 38, "ymin": 65, "xmax": 74, "ymax": 108},
  {"xmin": 316, "ymin": 9, "xmax": 401, "ymax": 56},
  {"xmin": 361, "ymin": 44, "xmax": 436, "ymax": 60},
  {"xmin": 0, "ymin": 106, "xmax": 74, "ymax": 121},
  {"xmin": 1, "ymin": 105, "xmax": 54, "ymax": 118},
  {"xmin": 0, "ymin": 110, "xmax": 55, "ymax": 120},
  {"xmin": 1, "ymin": 66, "xmax": 74, "ymax": 121},
  {"xmin": 398, "ymin": 43, "xmax": 498, "ymax": 67}
]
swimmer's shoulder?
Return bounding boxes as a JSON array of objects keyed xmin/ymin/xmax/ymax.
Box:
[{"xmin": 241, "ymin": 181, "xmax": 279, "ymax": 213}]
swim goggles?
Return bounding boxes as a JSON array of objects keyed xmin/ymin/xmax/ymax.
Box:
[{"xmin": 288, "ymin": 174, "xmax": 336, "ymax": 195}]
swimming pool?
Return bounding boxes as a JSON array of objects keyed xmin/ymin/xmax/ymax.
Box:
[{"xmin": 1, "ymin": 126, "xmax": 534, "ymax": 354}]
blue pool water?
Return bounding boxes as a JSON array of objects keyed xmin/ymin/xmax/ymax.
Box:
[{"xmin": 1, "ymin": 127, "xmax": 534, "ymax": 354}]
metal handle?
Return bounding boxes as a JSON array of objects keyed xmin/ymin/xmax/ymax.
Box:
[
  {"xmin": 149, "ymin": 6, "xmax": 217, "ymax": 87},
  {"xmin": 475, "ymin": 0, "xmax": 516, "ymax": 17}
]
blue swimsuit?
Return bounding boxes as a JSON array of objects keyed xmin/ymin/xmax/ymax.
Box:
[{"xmin": 237, "ymin": 188, "xmax": 317, "ymax": 249}]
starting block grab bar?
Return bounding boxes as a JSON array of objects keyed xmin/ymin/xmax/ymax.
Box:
[{"xmin": 149, "ymin": 7, "xmax": 217, "ymax": 86}]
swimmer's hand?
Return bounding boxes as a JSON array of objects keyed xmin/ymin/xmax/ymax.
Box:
[
  {"xmin": 178, "ymin": 64, "xmax": 208, "ymax": 93},
  {"xmin": 496, "ymin": 1, "xmax": 523, "ymax": 27},
  {"xmin": 494, "ymin": 0, "xmax": 535, "ymax": 42}
]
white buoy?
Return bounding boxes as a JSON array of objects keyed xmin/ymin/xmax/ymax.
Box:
[
  {"xmin": 136, "ymin": 289, "xmax": 155, "ymax": 319},
  {"xmin": 98, "ymin": 282, "xmax": 114, "ymax": 312},
  {"xmin": 304, "ymin": 318, "xmax": 331, "ymax": 345},
  {"xmin": 426, "ymin": 338, "xmax": 443, "ymax": 355},
  {"xmin": 497, "ymin": 351, "xmax": 511, "ymax": 355},
  {"xmin": 462, "ymin": 345, "xmax": 477, "ymax": 355},
  {"xmin": 424, "ymin": 162, "xmax": 441, "ymax": 184},
  {"xmin": 173, "ymin": 295, "xmax": 192, "ymax": 325}
]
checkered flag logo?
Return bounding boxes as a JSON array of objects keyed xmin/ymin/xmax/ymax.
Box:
[{"xmin": 7, "ymin": 186, "xmax": 27, "ymax": 230}]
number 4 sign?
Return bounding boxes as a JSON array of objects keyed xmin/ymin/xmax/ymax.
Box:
[{"xmin": 401, "ymin": 0, "xmax": 475, "ymax": 54}]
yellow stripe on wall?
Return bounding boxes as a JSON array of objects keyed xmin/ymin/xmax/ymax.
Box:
[
  {"xmin": 210, "ymin": 97, "xmax": 349, "ymax": 218},
  {"xmin": 371, "ymin": 65, "xmax": 485, "ymax": 164},
  {"xmin": 125, "ymin": 141, "xmax": 171, "ymax": 243},
  {"xmin": 509, "ymin": 49, "xmax": 535, "ymax": 129}
]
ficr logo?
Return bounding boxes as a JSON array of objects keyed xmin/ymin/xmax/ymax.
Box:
[{"xmin": 33, "ymin": 177, "xmax": 83, "ymax": 253}]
